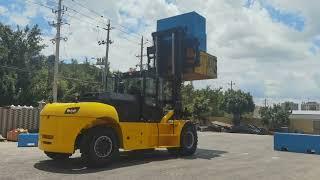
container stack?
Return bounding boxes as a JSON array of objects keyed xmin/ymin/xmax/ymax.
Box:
[
  {"xmin": 157, "ymin": 11, "xmax": 207, "ymax": 52},
  {"xmin": 156, "ymin": 11, "xmax": 217, "ymax": 81}
]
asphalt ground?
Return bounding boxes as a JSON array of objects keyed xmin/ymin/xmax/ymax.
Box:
[{"xmin": 0, "ymin": 132, "xmax": 319, "ymax": 180}]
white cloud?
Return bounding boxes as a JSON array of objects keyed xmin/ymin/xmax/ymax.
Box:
[
  {"xmin": 9, "ymin": 15, "xmax": 29, "ymax": 26},
  {"xmin": 181, "ymin": 0, "xmax": 320, "ymax": 103},
  {"xmin": 0, "ymin": 6, "xmax": 8, "ymax": 14},
  {"xmin": 4, "ymin": 0, "xmax": 320, "ymax": 103}
]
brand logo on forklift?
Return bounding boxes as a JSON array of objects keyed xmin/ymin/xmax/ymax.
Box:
[{"xmin": 65, "ymin": 107, "xmax": 80, "ymax": 114}]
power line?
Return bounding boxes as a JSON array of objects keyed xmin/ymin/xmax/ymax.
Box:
[
  {"xmin": 60, "ymin": 1, "xmax": 150, "ymax": 46},
  {"xmin": 24, "ymin": 0, "xmax": 53, "ymax": 9},
  {"xmin": 67, "ymin": 0, "xmax": 144, "ymax": 39},
  {"xmin": 114, "ymin": 25, "xmax": 142, "ymax": 39},
  {"xmin": 114, "ymin": 27, "xmax": 141, "ymax": 39},
  {"xmin": 64, "ymin": 12, "xmax": 100, "ymax": 27},
  {"xmin": 46, "ymin": 0, "xmax": 59, "ymax": 5},
  {"xmin": 64, "ymin": 5, "xmax": 102, "ymax": 25},
  {"xmin": 115, "ymin": 32, "xmax": 140, "ymax": 45},
  {"xmin": 64, "ymin": 12, "xmax": 140, "ymax": 45},
  {"xmin": 70, "ymin": 0, "xmax": 104, "ymax": 19},
  {"xmin": 24, "ymin": 0, "xmax": 103, "ymax": 29},
  {"xmin": 24, "ymin": 0, "xmax": 149, "ymax": 42}
]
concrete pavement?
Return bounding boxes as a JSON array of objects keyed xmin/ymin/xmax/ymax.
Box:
[{"xmin": 0, "ymin": 132, "xmax": 319, "ymax": 180}]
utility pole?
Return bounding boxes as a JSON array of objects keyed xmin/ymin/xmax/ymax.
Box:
[
  {"xmin": 95, "ymin": 57, "xmax": 105, "ymax": 91},
  {"xmin": 136, "ymin": 36, "xmax": 148, "ymax": 74},
  {"xmin": 52, "ymin": 0, "xmax": 65, "ymax": 102},
  {"xmin": 140, "ymin": 36, "xmax": 144, "ymax": 72},
  {"xmin": 228, "ymin": 80, "xmax": 235, "ymax": 90},
  {"xmin": 98, "ymin": 20, "xmax": 112, "ymax": 92},
  {"xmin": 105, "ymin": 20, "xmax": 111, "ymax": 92}
]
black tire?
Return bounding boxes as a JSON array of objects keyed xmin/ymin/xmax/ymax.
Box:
[
  {"xmin": 45, "ymin": 152, "xmax": 71, "ymax": 160},
  {"xmin": 167, "ymin": 123, "xmax": 198, "ymax": 156},
  {"xmin": 80, "ymin": 127, "xmax": 119, "ymax": 167}
]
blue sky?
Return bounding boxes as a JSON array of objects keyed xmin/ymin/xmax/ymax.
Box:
[
  {"xmin": 0, "ymin": 0, "xmax": 53, "ymax": 34},
  {"xmin": 1, "ymin": 0, "xmax": 320, "ymax": 105},
  {"xmin": 245, "ymin": 0, "xmax": 305, "ymax": 31}
]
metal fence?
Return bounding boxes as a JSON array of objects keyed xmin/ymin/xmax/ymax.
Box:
[{"xmin": 0, "ymin": 107, "xmax": 40, "ymax": 138}]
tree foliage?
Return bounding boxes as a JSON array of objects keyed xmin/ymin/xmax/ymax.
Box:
[
  {"xmin": 259, "ymin": 105, "xmax": 291, "ymax": 129},
  {"xmin": 221, "ymin": 89, "xmax": 255, "ymax": 125},
  {"xmin": 181, "ymin": 84, "xmax": 224, "ymax": 123},
  {"xmin": 58, "ymin": 59, "xmax": 101, "ymax": 101},
  {"xmin": 0, "ymin": 23, "xmax": 102, "ymax": 106},
  {"xmin": 0, "ymin": 23, "xmax": 46, "ymax": 106}
]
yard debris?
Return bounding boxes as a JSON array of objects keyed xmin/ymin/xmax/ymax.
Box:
[
  {"xmin": 229, "ymin": 124, "xmax": 268, "ymax": 135},
  {"xmin": 197, "ymin": 126, "xmax": 210, "ymax": 132},
  {"xmin": 210, "ymin": 121, "xmax": 232, "ymax": 132},
  {"xmin": 6, "ymin": 128, "xmax": 28, "ymax": 142},
  {"xmin": 0, "ymin": 134, "xmax": 6, "ymax": 142}
]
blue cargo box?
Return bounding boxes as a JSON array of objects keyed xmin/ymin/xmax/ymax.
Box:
[
  {"xmin": 157, "ymin": 11, "xmax": 207, "ymax": 51},
  {"xmin": 274, "ymin": 133, "xmax": 320, "ymax": 154},
  {"xmin": 18, "ymin": 133, "xmax": 38, "ymax": 147}
]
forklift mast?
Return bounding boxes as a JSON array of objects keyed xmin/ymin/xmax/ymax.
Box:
[
  {"xmin": 147, "ymin": 27, "xmax": 199, "ymax": 119},
  {"xmin": 79, "ymin": 27, "xmax": 201, "ymax": 122}
]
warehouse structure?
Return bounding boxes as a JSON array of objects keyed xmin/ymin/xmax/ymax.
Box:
[
  {"xmin": 301, "ymin": 102, "xmax": 320, "ymax": 111},
  {"xmin": 289, "ymin": 110, "xmax": 320, "ymax": 134}
]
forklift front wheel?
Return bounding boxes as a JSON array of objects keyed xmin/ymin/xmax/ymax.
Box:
[
  {"xmin": 167, "ymin": 123, "xmax": 198, "ymax": 156},
  {"xmin": 81, "ymin": 127, "xmax": 119, "ymax": 167}
]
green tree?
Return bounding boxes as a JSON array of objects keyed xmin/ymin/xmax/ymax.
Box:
[
  {"xmin": 181, "ymin": 84, "xmax": 224, "ymax": 124},
  {"xmin": 258, "ymin": 106, "xmax": 271, "ymax": 126},
  {"xmin": 192, "ymin": 92, "xmax": 212, "ymax": 124},
  {"xmin": 181, "ymin": 83, "xmax": 195, "ymax": 117},
  {"xmin": 0, "ymin": 23, "xmax": 105, "ymax": 106},
  {"xmin": 259, "ymin": 105, "xmax": 291, "ymax": 130},
  {"xmin": 221, "ymin": 89, "xmax": 255, "ymax": 125},
  {"xmin": 0, "ymin": 23, "xmax": 46, "ymax": 106},
  {"xmin": 58, "ymin": 59, "xmax": 101, "ymax": 102}
]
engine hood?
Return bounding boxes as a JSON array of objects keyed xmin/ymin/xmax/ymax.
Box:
[{"xmin": 40, "ymin": 102, "xmax": 119, "ymax": 121}]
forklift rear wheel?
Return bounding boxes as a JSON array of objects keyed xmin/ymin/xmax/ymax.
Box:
[
  {"xmin": 167, "ymin": 123, "xmax": 198, "ymax": 156},
  {"xmin": 45, "ymin": 152, "xmax": 71, "ymax": 160},
  {"xmin": 81, "ymin": 127, "xmax": 119, "ymax": 167}
]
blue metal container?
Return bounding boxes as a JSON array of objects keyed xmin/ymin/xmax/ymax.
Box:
[
  {"xmin": 157, "ymin": 11, "xmax": 207, "ymax": 51},
  {"xmin": 274, "ymin": 133, "xmax": 320, "ymax": 154},
  {"xmin": 18, "ymin": 133, "xmax": 39, "ymax": 147}
]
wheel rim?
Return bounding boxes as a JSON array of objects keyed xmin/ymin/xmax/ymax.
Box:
[
  {"xmin": 94, "ymin": 136, "xmax": 113, "ymax": 158},
  {"xmin": 183, "ymin": 131, "xmax": 195, "ymax": 149}
]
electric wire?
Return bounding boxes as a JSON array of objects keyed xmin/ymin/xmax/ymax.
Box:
[
  {"xmin": 67, "ymin": 0, "xmax": 144, "ymax": 39},
  {"xmin": 24, "ymin": 0, "xmax": 53, "ymax": 10},
  {"xmin": 25, "ymin": 0, "xmax": 144, "ymax": 45}
]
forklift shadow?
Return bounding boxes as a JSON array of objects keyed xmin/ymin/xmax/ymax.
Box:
[{"xmin": 33, "ymin": 148, "xmax": 227, "ymax": 174}]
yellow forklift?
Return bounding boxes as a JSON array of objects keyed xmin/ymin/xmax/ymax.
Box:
[{"xmin": 39, "ymin": 13, "xmax": 217, "ymax": 167}]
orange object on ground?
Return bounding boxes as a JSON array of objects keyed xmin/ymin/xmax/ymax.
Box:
[{"xmin": 6, "ymin": 128, "xmax": 28, "ymax": 142}]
